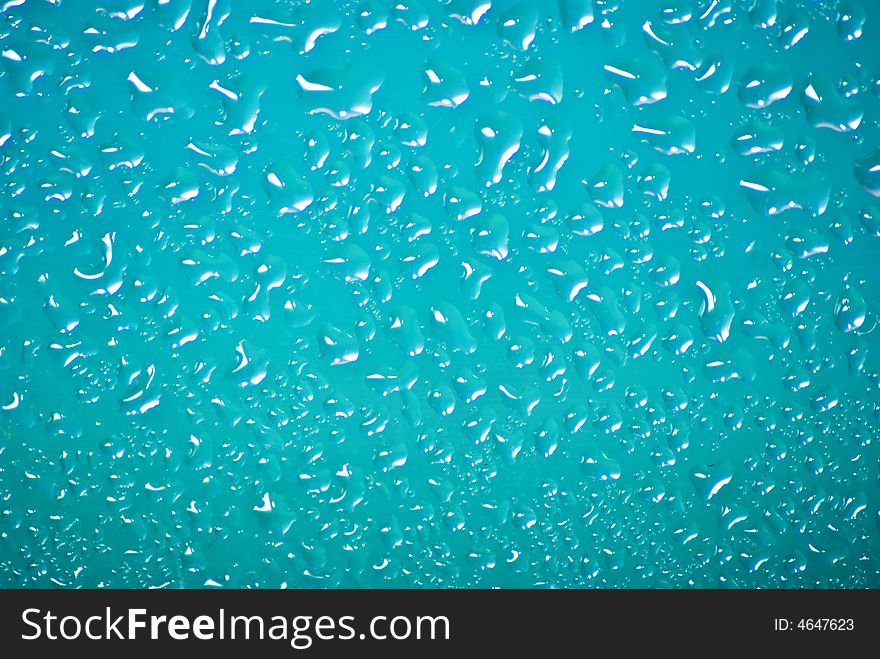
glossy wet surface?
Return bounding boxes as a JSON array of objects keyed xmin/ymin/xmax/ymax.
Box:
[{"xmin": 1, "ymin": 0, "xmax": 879, "ymax": 587}]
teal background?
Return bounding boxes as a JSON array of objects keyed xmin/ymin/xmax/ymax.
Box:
[{"xmin": 1, "ymin": 0, "xmax": 879, "ymax": 587}]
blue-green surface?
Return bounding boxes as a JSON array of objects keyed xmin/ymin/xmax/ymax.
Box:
[{"xmin": 1, "ymin": 0, "xmax": 879, "ymax": 588}]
